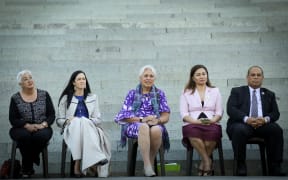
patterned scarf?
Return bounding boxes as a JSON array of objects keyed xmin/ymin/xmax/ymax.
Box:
[{"xmin": 132, "ymin": 84, "xmax": 160, "ymax": 117}]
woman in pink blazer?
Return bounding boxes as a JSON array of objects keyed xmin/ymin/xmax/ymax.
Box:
[{"xmin": 180, "ymin": 64, "xmax": 223, "ymax": 176}]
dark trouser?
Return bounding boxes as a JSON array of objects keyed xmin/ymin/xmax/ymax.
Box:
[
  {"xmin": 9, "ymin": 127, "xmax": 52, "ymax": 172},
  {"xmin": 227, "ymin": 122, "xmax": 283, "ymax": 172}
]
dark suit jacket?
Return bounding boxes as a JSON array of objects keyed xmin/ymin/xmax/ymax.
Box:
[{"xmin": 226, "ymin": 86, "xmax": 280, "ymax": 129}]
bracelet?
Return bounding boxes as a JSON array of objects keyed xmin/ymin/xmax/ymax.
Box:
[{"xmin": 63, "ymin": 119, "xmax": 69, "ymax": 127}]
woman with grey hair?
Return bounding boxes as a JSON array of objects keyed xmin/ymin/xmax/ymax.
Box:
[
  {"xmin": 115, "ymin": 65, "xmax": 170, "ymax": 177},
  {"xmin": 9, "ymin": 70, "xmax": 55, "ymax": 178}
]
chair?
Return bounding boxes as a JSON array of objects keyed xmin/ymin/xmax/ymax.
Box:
[
  {"xmin": 233, "ymin": 137, "xmax": 267, "ymax": 176},
  {"xmin": 60, "ymin": 140, "xmax": 75, "ymax": 177},
  {"xmin": 186, "ymin": 139, "xmax": 225, "ymax": 176},
  {"xmin": 10, "ymin": 140, "xmax": 48, "ymax": 178},
  {"xmin": 127, "ymin": 138, "xmax": 165, "ymax": 176}
]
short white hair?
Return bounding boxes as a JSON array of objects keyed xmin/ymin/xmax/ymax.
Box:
[
  {"xmin": 138, "ymin": 65, "xmax": 157, "ymax": 78},
  {"xmin": 17, "ymin": 70, "xmax": 32, "ymax": 83}
]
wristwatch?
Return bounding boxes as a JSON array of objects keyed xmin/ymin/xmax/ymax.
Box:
[
  {"xmin": 139, "ymin": 117, "xmax": 143, "ymax": 123},
  {"xmin": 41, "ymin": 121, "xmax": 48, "ymax": 127}
]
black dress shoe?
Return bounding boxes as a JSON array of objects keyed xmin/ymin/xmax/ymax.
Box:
[
  {"xmin": 269, "ymin": 168, "xmax": 286, "ymax": 176},
  {"xmin": 236, "ymin": 161, "xmax": 247, "ymax": 176},
  {"xmin": 22, "ymin": 169, "xmax": 35, "ymax": 178},
  {"xmin": 269, "ymin": 171, "xmax": 286, "ymax": 176},
  {"xmin": 269, "ymin": 163, "xmax": 287, "ymax": 176},
  {"xmin": 274, "ymin": 172, "xmax": 286, "ymax": 176},
  {"xmin": 22, "ymin": 174, "xmax": 31, "ymax": 178},
  {"xmin": 73, "ymin": 173, "xmax": 83, "ymax": 178}
]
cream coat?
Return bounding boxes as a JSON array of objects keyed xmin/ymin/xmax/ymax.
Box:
[{"xmin": 56, "ymin": 94, "xmax": 111, "ymax": 177}]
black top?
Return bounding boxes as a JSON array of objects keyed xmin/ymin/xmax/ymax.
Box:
[
  {"xmin": 9, "ymin": 89, "xmax": 55, "ymax": 128},
  {"xmin": 198, "ymin": 101, "xmax": 208, "ymax": 119}
]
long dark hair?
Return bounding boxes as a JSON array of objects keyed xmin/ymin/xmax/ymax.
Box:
[
  {"xmin": 58, "ymin": 70, "xmax": 91, "ymax": 108},
  {"xmin": 184, "ymin": 64, "xmax": 214, "ymax": 94}
]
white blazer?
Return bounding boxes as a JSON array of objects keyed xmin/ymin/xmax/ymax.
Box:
[{"xmin": 56, "ymin": 93, "xmax": 101, "ymax": 128}]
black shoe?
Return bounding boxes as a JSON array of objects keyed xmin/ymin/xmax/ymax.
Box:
[
  {"xmin": 22, "ymin": 169, "xmax": 35, "ymax": 178},
  {"xmin": 96, "ymin": 159, "xmax": 108, "ymax": 166},
  {"xmin": 270, "ymin": 170, "xmax": 286, "ymax": 176},
  {"xmin": 22, "ymin": 174, "xmax": 31, "ymax": 178},
  {"xmin": 273, "ymin": 172, "xmax": 286, "ymax": 176},
  {"xmin": 269, "ymin": 166, "xmax": 286, "ymax": 176},
  {"xmin": 236, "ymin": 161, "xmax": 247, "ymax": 176},
  {"xmin": 73, "ymin": 173, "xmax": 84, "ymax": 178}
]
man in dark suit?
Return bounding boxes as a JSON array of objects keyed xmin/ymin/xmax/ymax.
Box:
[{"xmin": 226, "ymin": 65, "xmax": 285, "ymax": 176}]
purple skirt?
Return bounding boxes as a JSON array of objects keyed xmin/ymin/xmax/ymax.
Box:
[{"xmin": 182, "ymin": 124, "xmax": 222, "ymax": 150}]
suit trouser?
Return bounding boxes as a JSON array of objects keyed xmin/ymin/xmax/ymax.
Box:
[
  {"xmin": 227, "ymin": 122, "xmax": 283, "ymax": 169},
  {"xmin": 9, "ymin": 127, "xmax": 52, "ymax": 172}
]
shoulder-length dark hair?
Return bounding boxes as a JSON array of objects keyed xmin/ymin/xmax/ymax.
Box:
[
  {"xmin": 58, "ymin": 70, "xmax": 91, "ymax": 108},
  {"xmin": 184, "ymin": 64, "xmax": 214, "ymax": 94}
]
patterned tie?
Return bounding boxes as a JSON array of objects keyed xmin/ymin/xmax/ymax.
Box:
[{"xmin": 251, "ymin": 90, "xmax": 258, "ymax": 117}]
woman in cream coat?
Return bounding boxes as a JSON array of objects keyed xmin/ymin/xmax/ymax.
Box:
[{"xmin": 56, "ymin": 70, "xmax": 111, "ymax": 177}]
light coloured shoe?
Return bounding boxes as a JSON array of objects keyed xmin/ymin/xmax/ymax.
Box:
[{"xmin": 144, "ymin": 166, "xmax": 156, "ymax": 177}]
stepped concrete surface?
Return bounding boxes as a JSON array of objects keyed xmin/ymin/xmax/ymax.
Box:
[{"xmin": 0, "ymin": 0, "xmax": 287, "ymax": 176}]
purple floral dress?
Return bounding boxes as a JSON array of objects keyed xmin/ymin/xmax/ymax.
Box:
[{"xmin": 114, "ymin": 88, "xmax": 170, "ymax": 149}]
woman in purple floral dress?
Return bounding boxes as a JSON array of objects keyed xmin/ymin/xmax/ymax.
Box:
[{"xmin": 115, "ymin": 65, "xmax": 170, "ymax": 177}]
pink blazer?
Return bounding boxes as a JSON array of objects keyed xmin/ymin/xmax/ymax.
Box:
[{"xmin": 179, "ymin": 87, "xmax": 223, "ymax": 126}]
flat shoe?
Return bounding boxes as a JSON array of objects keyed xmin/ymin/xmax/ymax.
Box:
[
  {"xmin": 22, "ymin": 174, "xmax": 31, "ymax": 178},
  {"xmin": 73, "ymin": 173, "xmax": 83, "ymax": 178},
  {"xmin": 144, "ymin": 166, "xmax": 156, "ymax": 177},
  {"xmin": 144, "ymin": 173, "xmax": 156, "ymax": 177},
  {"xmin": 22, "ymin": 169, "xmax": 35, "ymax": 178}
]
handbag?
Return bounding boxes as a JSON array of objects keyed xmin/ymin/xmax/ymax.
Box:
[{"xmin": 0, "ymin": 159, "xmax": 22, "ymax": 179}]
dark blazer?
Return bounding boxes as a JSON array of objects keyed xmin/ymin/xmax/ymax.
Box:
[{"xmin": 226, "ymin": 86, "xmax": 280, "ymax": 128}]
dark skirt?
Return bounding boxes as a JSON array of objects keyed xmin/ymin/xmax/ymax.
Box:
[{"xmin": 182, "ymin": 124, "xmax": 222, "ymax": 150}]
